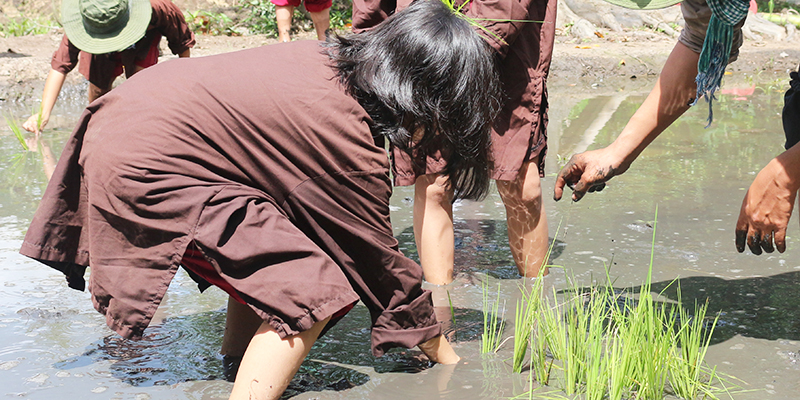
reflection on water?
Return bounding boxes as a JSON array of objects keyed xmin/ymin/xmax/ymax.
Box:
[
  {"xmin": 396, "ymin": 220, "xmax": 565, "ymax": 280},
  {"xmin": 1, "ymin": 80, "xmax": 799, "ymax": 399}
]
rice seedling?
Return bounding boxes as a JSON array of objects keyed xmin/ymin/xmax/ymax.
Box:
[
  {"xmin": 4, "ymin": 113, "xmax": 29, "ymax": 152},
  {"xmin": 512, "ymin": 285, "xmax": 536, "ymax": 373},
  {"xmin": 480, "ymin": 280, "xmax": 506, "ymax": 354},
  {"xmin": 498, "ymin": 207, "xmax": 742, "ymax": 400},
  {"xmin": 438, "ymin": 0, "xmax": 543, "ymax": 45},
  {"xmin": 668, "ymin": 285, "xmax": 720, "ymax": 399}
]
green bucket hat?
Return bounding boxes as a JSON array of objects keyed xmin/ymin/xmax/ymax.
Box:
[
  {"xmin": 597, "ymin": 0, "xmax": 682, "ymax": 10},
  {"xmin": 62, "ymin": 0, "xmax": 152, "ymax": 54}
]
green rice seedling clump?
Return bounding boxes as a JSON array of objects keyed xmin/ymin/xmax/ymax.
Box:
[{"xmin": 497, "ymin": 208, "xmax": 741, "ymax": 399}]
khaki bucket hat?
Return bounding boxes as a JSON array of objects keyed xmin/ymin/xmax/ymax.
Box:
[{"xmin": 61, "ymin": 0, "xmax": 152, "ymax": 54}]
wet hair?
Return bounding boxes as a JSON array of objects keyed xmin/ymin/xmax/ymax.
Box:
[{"xmin": 325, "ymin": 0, "xmax": 502, "ymax": 201}]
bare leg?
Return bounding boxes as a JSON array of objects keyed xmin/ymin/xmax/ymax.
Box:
[
  {"xmin": 276, "ymin": 6, "xmax": 294, "ymax": 42},
  {"xmin": 221, "ymin": 296, "xmax": 264, "ymax": 357},
  {"xmin": 87, "ymin": 82, "xmax": 112, "ymax": 103},
  {"xmin": 496, "ymin": 161, "xmax": 549, "ymax": 277},
  {"xmin": 413, "ymin": 174, "xmax": 455, "ymax": 285},
  {"xmin": 308, "ymin": 8, "xmax": 331, "ymax": 40},
  {"xmin": 417, "ymin": 334, "xmax": 460, "ymax": 365},
  {"xmin": 229, "ymin": 317, "xmax": 330, "ymax": 400}
]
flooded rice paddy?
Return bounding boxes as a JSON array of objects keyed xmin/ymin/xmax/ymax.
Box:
[{"xmin": 1, "ymin": 76, "xmax": 799, "ymax": 399}]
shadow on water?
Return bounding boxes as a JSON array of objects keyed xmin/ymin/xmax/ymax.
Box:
[
  {"xmin": 576, "ymin": 271, "xmax": 800, "ymax": 348},
  {"xmin": 396, "ymin": 219, "xmax": 565, "ymax": 280},
  {"xmin": 619, "ymin": 272, "xmax": 800, "ymax": 344},
  {"xmin": 49, "ymin": 303, "xmax": 488, "ymax": 398}
]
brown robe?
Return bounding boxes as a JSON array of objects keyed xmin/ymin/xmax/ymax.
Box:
[
  {"xmin": 353, "ymin": 0, "xmax": 557, "ymax": 183},
  {"xmin": 20, "ymin": 41, "xmax": 439, "ymax": 356}
]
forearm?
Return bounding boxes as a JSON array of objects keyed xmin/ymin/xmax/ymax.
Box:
[
  {"xmin": 39, "ymin": 69, "xmax": 67, "ymax": 120},
  {"xmin": 607, "ymin": 42, "xmax": 699, "ymax": 171},
  {"xmin": 771, "ymin": 143, "xmax": 800, "ymax": 192}
]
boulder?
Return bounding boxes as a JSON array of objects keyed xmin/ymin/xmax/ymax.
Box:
[
  {"xmin": 572, "ymin": 18, "xmax": 599, "ymax": 40},
  {"xmin": 744, "ymin": 11, "xmax": 786, "ymax": 41}
]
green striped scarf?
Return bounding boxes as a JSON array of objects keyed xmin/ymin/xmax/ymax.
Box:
[{"xmin": 693, "ymin": 0, "xmax": 750, "ymax": 126}]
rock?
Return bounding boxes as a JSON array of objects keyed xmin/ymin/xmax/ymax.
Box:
[
  {"xmin": 640, "ymin": 13, "xmax": 679, "ymax": 37},
  {"xmin": 563, "ymin": 0, "xmax": 684, "ymax": 30},
  {"xmin": 601, "ymin": 13, "xmax": 624, "ymax": 32},
  {"xmin": 572, "ymin": 19, "xmax": 599, "ymax": 40},
  {"xmin": 742, "ymin": 26, "xmax": 764, "ymax": 42},
  {"xmin": 630, "ymin": 30, "xmax": 661, "ymax": 41},
  {"xmin": 787, "ymin": 24, "xmax": 797, "ymax": 41},
  {"xmin": 744, "ymin": 11, "xmax": 786, "ymax": 41},
  {"xmin": 557, "ymin": 0, "xmax": 581, "ymax": 27}
]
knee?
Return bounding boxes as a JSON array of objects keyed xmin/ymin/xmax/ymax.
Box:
[
  {"xmin": 519, "ymin": 180, "xmax": 543, "ymax": 207},
  {"xmin": 498, "ymin": 176, "xmax": 543, "ymax": 211}
]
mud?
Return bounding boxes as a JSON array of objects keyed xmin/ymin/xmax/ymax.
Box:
[{"xmin": 1, "ymin": 21, "xmax": 800, "ymax": 400}]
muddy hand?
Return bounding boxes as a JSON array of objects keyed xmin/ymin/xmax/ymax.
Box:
[
  {"xmin": 735, "ymin": 158, "xmax": 798, "ymax": 255},
  {"xmin": 554, "ymin": 151, "xmax": 614, "ymax": 202}
]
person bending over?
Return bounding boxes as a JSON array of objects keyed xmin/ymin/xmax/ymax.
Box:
[
  {"xmin": 19, "ymin": 1, "xmax": 500, "ymax": 399},
  {"xmin": 23, "ymin": 0, "xmax": 194, "ymax": 134},
  {"xmin": 353, "ymin": 0, "xmax": 558, "ymax": 285}
]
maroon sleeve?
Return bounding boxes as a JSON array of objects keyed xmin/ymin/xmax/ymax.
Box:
[
  {"xmin": 149, "ymin": 0, "xmax": 196, "ymax": 55},
  {"xmin": 464, "ymin": 0, "xmax": 536, "ymax": 58},
  {"xmin": 351, "ymin": 0, "xmax": 413, "ymax": 32},
  {"xmin": 50, "ymin": 35, "xmax": 80, "ymax": 74}
]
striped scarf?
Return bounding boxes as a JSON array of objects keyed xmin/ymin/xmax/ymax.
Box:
[{"xmin": 693, "ymin": 0, "xmax": 750, "ymax": 126}]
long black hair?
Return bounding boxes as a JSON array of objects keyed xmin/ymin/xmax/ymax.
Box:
[{"xmin": 326, "ymin": 0, "xmax": 502, "ymax": 201}]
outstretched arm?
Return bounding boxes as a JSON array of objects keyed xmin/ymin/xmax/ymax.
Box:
[
  {"xmin": 23, "ymin": 69, "xmax": 67, "ymax": 134},
  {"xmin": 736, "ymin": 143, "xmax": 800, "ymax": 255},
  {"xmin": 554, "ymin": 41, "xmax": 699, "ymax": 201}
]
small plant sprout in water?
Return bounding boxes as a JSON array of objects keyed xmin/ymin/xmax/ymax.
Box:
[
  {"xmin": 5, "ymin": 114, "xmax": 29, "ymax": 152},
  {"xmin": 480, "ymin": 280, "xmax": 506, "ymax": 354},
  {"xmin": 494, "ymin": 208, "xmax": 744, "ymax": 399}
]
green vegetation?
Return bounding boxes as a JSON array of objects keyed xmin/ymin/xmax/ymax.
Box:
[
  {"xmin": 237, "ymin": 0, "xmax": 352, "ymax": 38},
  {"xmin": 755, "ymin": 0, "xmax": 800, "ymax": 14},
  {"xmin": 237, "ymin": 0, "xmax": 280, "ymax": 36},
  {"xmin": 185, "ymin": 10, "xmax": 239, "ymax": 36},
  {"xmin": 0, "ymin": 17, "xmax": 58, "ymax": 37},
  {"xmin": 4, "ymin": 114, "xmax": 29, "ymax": 152},
  {"xmin": 482, "ymin": 209, "xmax": 743, "ymax": 399}
]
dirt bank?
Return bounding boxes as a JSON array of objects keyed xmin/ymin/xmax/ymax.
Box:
[{"xmin": 0, "ymin": 26, "xmax": 798, "ymax": 104}]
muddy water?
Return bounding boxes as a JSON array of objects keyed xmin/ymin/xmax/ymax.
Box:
[{"xmin": 1, "ymin": 78, "xmax": 799, "ymax": 399}]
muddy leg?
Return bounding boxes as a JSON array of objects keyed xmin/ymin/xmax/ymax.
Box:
[
  {"xmin": 496, "ymin": 161, "xmax": 549, "ymax": 277},
  {"xmin": 220, "ymin": 297, "xmax": 264, "ymax": 381},
  {"xmin": 413, "ymin": 174, "xmax": 455, "ymax": 285},
  {"xmin": 229, "ymin": 317, "xmax": 329, "ymax": 400},
  {"xmin": 309, "ymin": 8, "xmax": 331, "ymax": 40},
  {"xmin": 276, "ymin": 5, "xmax": 294, "ymax": 42}
]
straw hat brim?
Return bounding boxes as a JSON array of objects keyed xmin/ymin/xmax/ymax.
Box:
[
  {"xmin": 597, "ymin": 0, "xmax": 682, "ymax": 10},
  {"xmin": 61, "ymin": 0, "xmax": 152, "ymax": 54}
]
